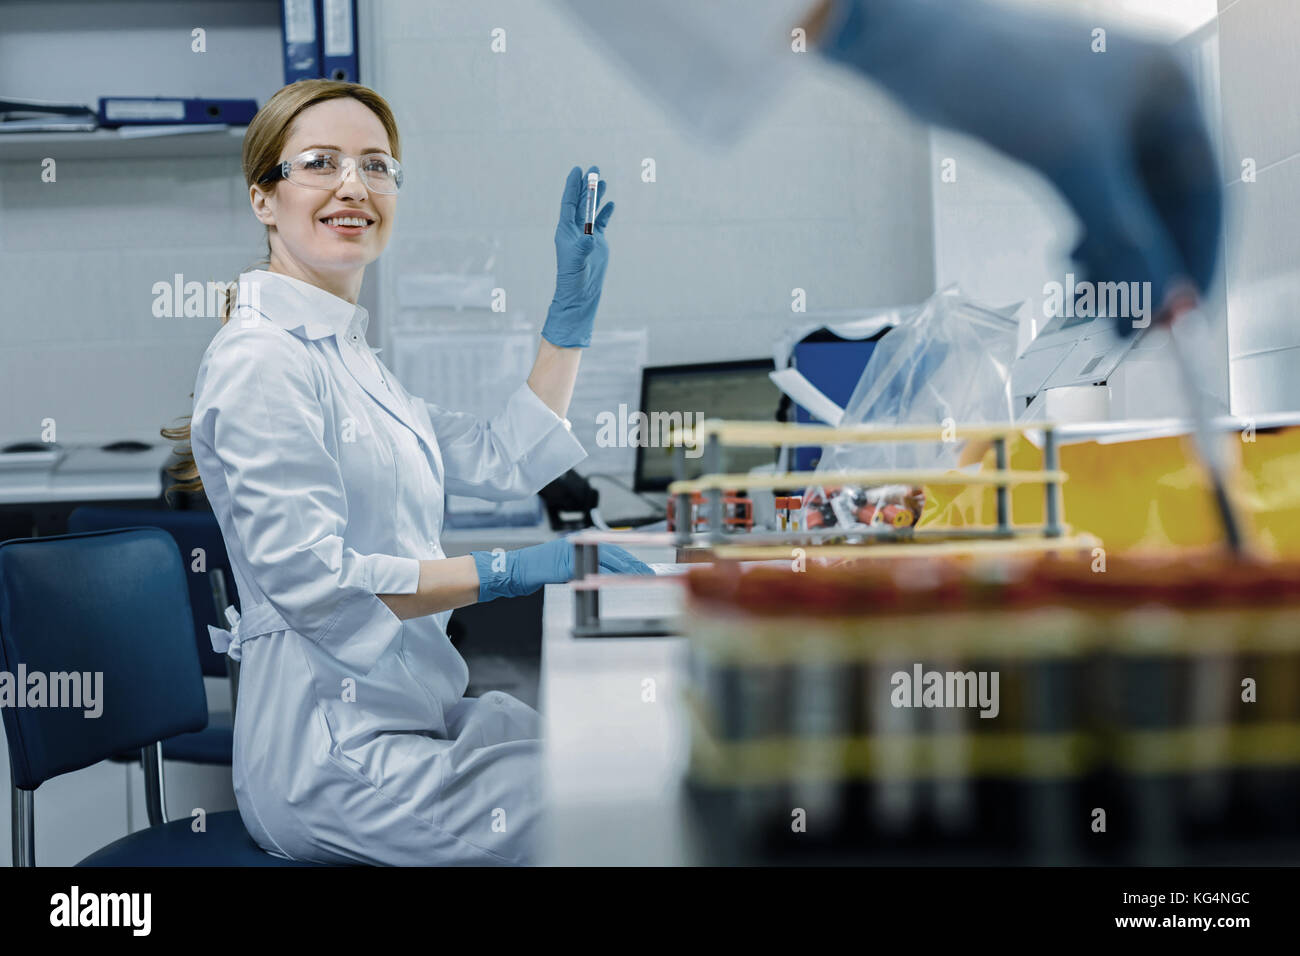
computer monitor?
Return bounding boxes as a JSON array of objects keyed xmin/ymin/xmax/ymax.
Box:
[{"xmin": 633, "ymin": 359, "xmax": 783, "ymax": 492}]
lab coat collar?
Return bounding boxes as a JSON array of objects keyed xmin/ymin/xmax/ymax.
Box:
[
  {"xmin": 233, "ymin": 270, "xmax": 432, "ymax": 459},
  {"xmin": 234, "ymin": 269, "xmax": 370, "ymax": 342}
]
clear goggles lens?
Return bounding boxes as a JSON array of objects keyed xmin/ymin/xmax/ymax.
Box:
[{"xmin": 276, "ymin": 149, "xmax": 403, "ymax": 194}]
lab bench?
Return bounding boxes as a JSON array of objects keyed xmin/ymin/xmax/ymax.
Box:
[{"xmin": 537, "ymin": 546, "xmax": 702, "ymax": 866}]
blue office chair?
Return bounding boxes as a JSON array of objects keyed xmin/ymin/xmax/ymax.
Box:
[
  {"xmin": 0, "ymin": 527, "xmax": 319, "ymax": 865},
  {"xmin": 68, "ymin": 507, "xmax": 238, "ymax": 767}
]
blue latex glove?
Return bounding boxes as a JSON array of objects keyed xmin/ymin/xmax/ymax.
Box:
[
  {"xmin": 471, "ymin": 538, "xmax": 652, "ymax": 603},
  {"xmin": 819, "ymin": 0, "xmax": 1222, "ymax": 336},
  {"xmin": 541, "ymin": 165, "xmax": 615, "ymax": 348}
]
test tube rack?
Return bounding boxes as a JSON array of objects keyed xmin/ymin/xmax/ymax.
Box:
[
  {"xmin": 665, "ymin": 418, "xmax": 1094, "ymax": 558},
  {"xmin": 569, "ymin": 418, "xmax": 1100, "ymax": 637}
]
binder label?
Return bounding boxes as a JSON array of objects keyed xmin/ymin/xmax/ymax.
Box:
[
  {"xmin": 324, "ymin": 0, "xmax": 355, "ymax": 56},
  {"xmin": 103, "ymin": 100, "xmax": 185, "ymax": 122},
  {"xmin": 284, "ymin": 0, "xmax": 317, "ymax": 45}
]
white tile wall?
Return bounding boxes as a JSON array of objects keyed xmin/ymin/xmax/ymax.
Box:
[
  {"xmin": 1231, "ymin": 346, "xmax": 1300, "ymax": 412},
  {"xmin": 930, "ymin": 130, "xmax": 1078, "ymax": 355},
  {"xmin": 363, "ymin": 0, "xmax": 936, "ymax": 371},
  {"xmin": 1218, "ymin": 0, "xmax": 1300, "ymax": 414},
  {"xmin": 1223, "ymin": 160, "xmax": 1300, "ymax": 359},
  {"xmin": 1217, "ymin": 0, "xmax": 1300, "ymax": 183}
]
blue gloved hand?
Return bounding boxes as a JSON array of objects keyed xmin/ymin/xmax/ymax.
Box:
[
  {"xmin": 541, "ymin": 165, "xmax": 615, "ymax": 348},
  {"xmin": 471, "ymin": 538, "xmax": 652, "ymax": 603},
  {"xmin": 818, "ymin": 0, "xmax": 1222, "ymax": 336}
]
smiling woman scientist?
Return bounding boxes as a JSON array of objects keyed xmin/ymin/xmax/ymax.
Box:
[{"xmin": 162, "ymin": 80, "xmax": 651, "ymax": 866}]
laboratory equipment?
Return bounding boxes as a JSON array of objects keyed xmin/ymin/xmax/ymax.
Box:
[
  {"xmin": 821, "ymin": 288, "xmax": 1020, "ymax": 476},
  {"xmin": 1012, "ymin": 306, "xmax": 1148, "ymax": 421},
  {"xmin": 568, "ymin": 416, "xmax": 1091, "ymax": 639},
  {"xmin": 584, "ymin": 171, "xmax": 598, "ymax": 235},
  {"xmin": 801, "ymin": 483, "xmax": 923, "ymax": 534},
  {"xmin": 1164, "ymin": 300, "xmax": 1245, "ymax": 555},
  {"xmin": 634, "ymin": 359, "xmax": 783, "ymax": 493},
  {"xmin": 681, "ymin": 553, "xmax": 1300, "ymax": 864},
  {"xmin": 666, "ymin": 490, "xmax": 753, "ymax": 534},
  {"xmin": 665, "ymin": 418, "xmax": 1081, "ymax": 556}
]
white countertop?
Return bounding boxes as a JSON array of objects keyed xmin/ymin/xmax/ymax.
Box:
[
  {"xmin": 538, "ymin": 546, "xmax": 703, "ymax": 865},
  {"xmin": 0, "ymin": 443, "xmax": 173, "ymax": 504}
]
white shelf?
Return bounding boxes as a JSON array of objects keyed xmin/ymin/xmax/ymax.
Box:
[{"xmin": 0, "ymin": 126, "xmax": 246, "ymax": 161}]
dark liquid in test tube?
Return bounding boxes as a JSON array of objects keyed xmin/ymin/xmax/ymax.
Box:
[{"xmin": 584, "ymin": 172, "xmax": 598, "ymax": 235}]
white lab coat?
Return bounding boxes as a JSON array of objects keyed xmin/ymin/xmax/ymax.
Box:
[{"xmin": 190, "ymin": 270, "xmax": 586, "ymax": 865}]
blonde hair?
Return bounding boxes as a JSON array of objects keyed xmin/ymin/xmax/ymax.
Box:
[{"xmin": 162, "ymin": 80, "xmax": 401, "ymax": 501}]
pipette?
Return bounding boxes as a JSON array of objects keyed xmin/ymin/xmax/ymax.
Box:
[{"xmin": 1162, "ymin": 298, "xmax": 1245, "ymax": 555}]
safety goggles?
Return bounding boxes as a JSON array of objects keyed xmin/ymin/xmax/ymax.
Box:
[{"xmin": 257, "ymin": 148, "xmax": 404, "ymax": 195}]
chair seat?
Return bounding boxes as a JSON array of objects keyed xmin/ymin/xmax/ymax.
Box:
[{"xmin": 77, "ymin": 810, "xmax": 330, "ymax": 866}]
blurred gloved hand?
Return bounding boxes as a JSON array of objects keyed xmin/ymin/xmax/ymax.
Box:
[
  {"xmin": 541, "ymin": 165, "xmax": 615, "ymax": 348},
  {"xmin": 471, "ymin": 537, "xmax": 651, "ymax": 603},
  {"xmin": 817, "ymin": 0, "xmax": 1222, "ymax": 335}
]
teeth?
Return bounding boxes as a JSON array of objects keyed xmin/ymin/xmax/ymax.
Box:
[{"xmin": 323, "ymin": 217, "xmax": 371, "ymax": 227}]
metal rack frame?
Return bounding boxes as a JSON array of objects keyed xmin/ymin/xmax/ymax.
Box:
[{"xmin": 570, "ymin": 419, "xmax": 1099, "ymax": 637}]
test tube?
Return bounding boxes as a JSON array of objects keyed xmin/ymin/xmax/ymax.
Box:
[{"xmin": 584, "ymin": 172, "xmax": 598, "ymax": 235}]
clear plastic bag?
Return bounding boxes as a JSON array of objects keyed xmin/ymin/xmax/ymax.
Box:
[
  {"xmin": 818, "ymin": 286, "xmax": 1021, "ymax": 474},
  {"xmin": 810, "ymin": 288, "xmax": 1021, "ymax": 533}
]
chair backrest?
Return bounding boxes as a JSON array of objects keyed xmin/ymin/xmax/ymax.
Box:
[
  {"xmin": 0, "ymin": 528, "xmax": 208, "ymax": 790},
  {"xmin": 68, "ymin": 506, "xmax": 239, "ymax": 677}
]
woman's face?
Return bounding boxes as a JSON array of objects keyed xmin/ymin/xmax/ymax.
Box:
[{"xmin": 250, "ymin": 98, "xmax": 397, "ymax": 285}]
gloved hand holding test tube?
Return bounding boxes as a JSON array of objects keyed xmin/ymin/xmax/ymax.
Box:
[{"xmin": 542, "ymin": 164, "xmax": 613, "ymax": 348}]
